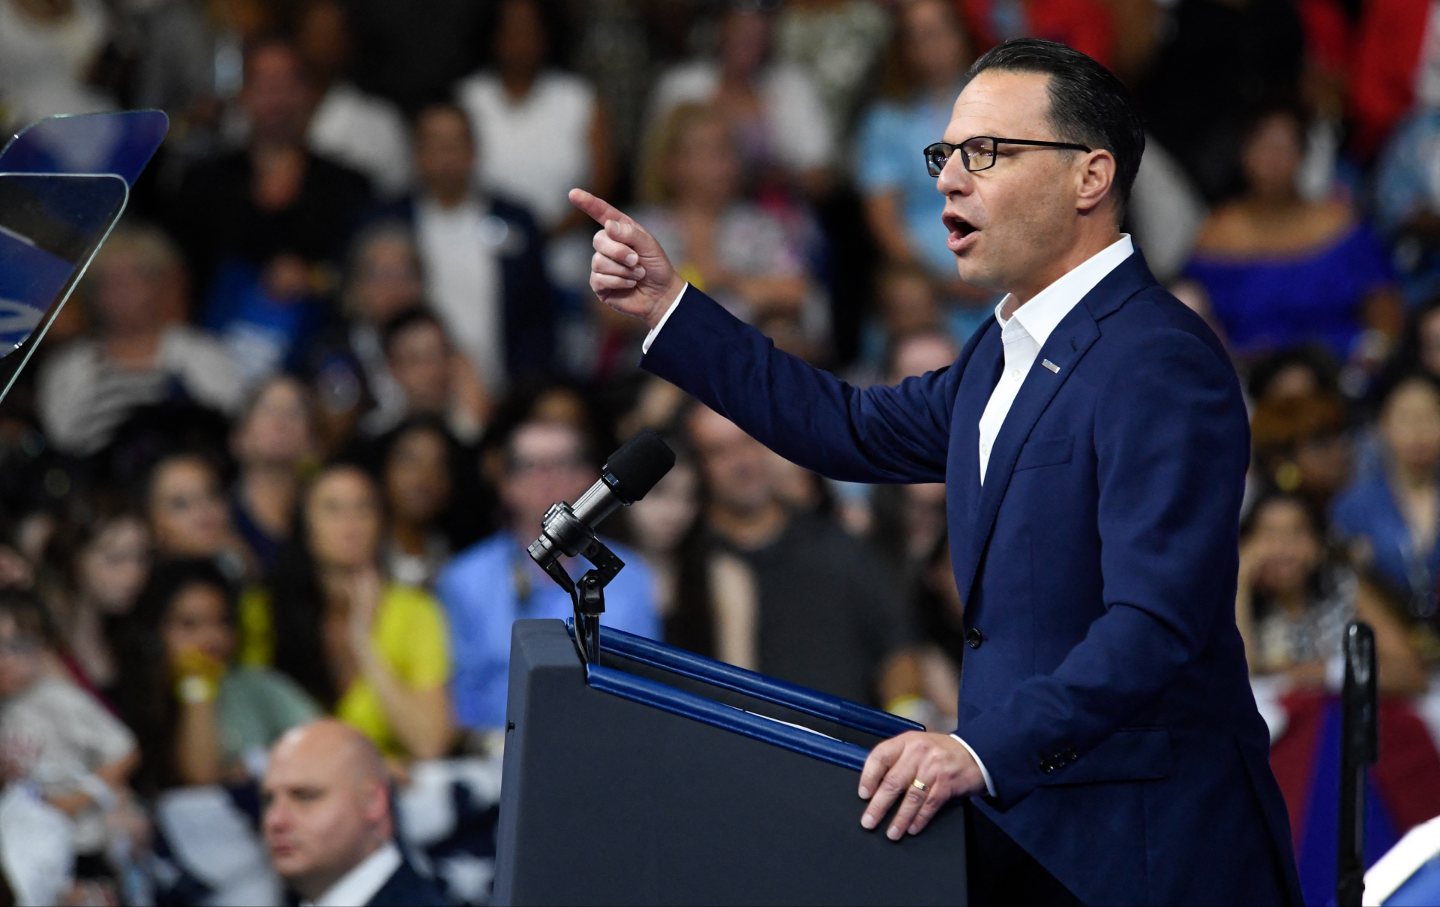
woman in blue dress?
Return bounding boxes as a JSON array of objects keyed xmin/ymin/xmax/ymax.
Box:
[{"xmin": 1184, "ymin": 100, "xmax": 1403, "ymax": 373}]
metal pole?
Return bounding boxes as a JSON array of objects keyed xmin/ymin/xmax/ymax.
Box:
[{"xmin": 1338, "ymin": 621, "xmax": 1378, "ymax": 907}]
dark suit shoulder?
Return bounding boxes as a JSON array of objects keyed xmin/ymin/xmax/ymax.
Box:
[
  {"xmin": 366, "ymin": 196, "xmax": 417, "ymax": 229},
  {"xmin": 305, "ymin": 151, "xmax": 375, "ymax": 197},
  {"xmin": 373, "ymin": 193, "xmax": 541, "ymax": 236},
  {"xmin": 486, "ymin": 193, "xmax": 543, "ymax": 232},
  {"xmin": 366, "ymin": 859, "xmax": 447, "ymax": 907},
  {"xmin": 1085, "ymin": 248, "xmax": 1223, "ymax": 346},
  {"xmin": 1101, "ymin": 281, "xmax": 1234, "ymax": 368}
]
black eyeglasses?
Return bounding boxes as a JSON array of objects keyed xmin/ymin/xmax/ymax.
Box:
[{"xmin": 923, "ymin": 136, "xmax": 1092, "ymax": 176}]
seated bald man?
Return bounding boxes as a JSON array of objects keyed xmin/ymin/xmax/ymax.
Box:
[{"xmin": 262, "ymin": 720, "xmax": 446, "ymax": 907}]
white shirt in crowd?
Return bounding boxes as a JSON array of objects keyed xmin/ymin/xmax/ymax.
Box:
[
  {"xmin": 455, "ymin": 70, "xmax": 601, "ymax": 292},
  {"xmin": 644, "ymin": 60, "xmax": 836, "ymax": 176},
  {"xmin": 0, "ymin": 676, "xmax": 137, "ymax": 853},
  {"xmin": 308, "ymin": 82, "xmax": 413, "ymax": 200},
  {"xmin": 35, "ymin": 324, "xmax": 245, "ymax": 456},
  {"xmin": 456, "ymin": 71, "xmax": 596, "ymax": 232},
  {"xmin": 414, "ymin": 194, "xmax": 505, "ymax": 392}
]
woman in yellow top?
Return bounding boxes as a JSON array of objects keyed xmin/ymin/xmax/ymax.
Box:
[{"xmin": 239, "ymin": 460, "xmax": 454, "ymax": 760}]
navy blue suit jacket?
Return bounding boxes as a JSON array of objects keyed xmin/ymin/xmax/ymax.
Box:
[
  {"xmin": 642, "ymin": 251, "xmax": 1304, "ymax": 905},
  {"xmin": 366, "ymin": 858, "xmax": 447, "ymax": 907}
]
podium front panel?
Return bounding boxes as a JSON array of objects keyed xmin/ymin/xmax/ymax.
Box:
[{"xmin": 493, "ymin": 619, "xmax": 966, "ymax": 906}]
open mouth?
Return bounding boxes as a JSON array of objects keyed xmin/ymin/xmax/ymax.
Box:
[{"xmin": 944, "ymin": 213, "xmax": 979, "ymax": 251}]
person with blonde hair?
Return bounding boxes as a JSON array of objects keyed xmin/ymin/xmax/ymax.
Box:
[{"xmin": 625, "ymin": 100, "xmax": 829, "ymax": 368}]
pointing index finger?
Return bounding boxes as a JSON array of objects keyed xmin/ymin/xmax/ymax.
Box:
[{"xmin": 569, "ymin": 187, "xmax": 635, "ymax": 229}]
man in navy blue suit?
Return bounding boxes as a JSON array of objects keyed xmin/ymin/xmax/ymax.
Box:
[
  {"xmin": 573, "ymin": 37, "xmax": 1303, "ymax": 906},
  {"xmin": 263, "ymin": 720, "xmax": 446, "ymax": 907}
]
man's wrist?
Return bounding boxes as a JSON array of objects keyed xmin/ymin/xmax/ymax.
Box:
[
  {"xmin": 649, "ymin": 276, "xmax": 688, "ymax": 331},
  {"xmin": 949, "ymin": 733, "xmax": 997, "ymax": 797}
]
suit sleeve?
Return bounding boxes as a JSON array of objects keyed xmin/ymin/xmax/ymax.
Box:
[
  {"xmin": 641, "ymin": 288, "xmax": 964, "ymax": 484},
  {"xmin": 958, "ymin": 327, "xmax": 1251, "ymax": 806}
]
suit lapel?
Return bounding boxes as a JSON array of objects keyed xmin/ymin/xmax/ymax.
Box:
[
  {"xmin": 948, "ymin": 323, "xmax": 1002, "ymax": 603},
  {"xmin": 966, "ymin": 310, "xmax": 1100, "ymax": 571},
  {"xmin": 949, "ymin": 251, "xmax": 1161, "ymax": 604},
  {"xmin": 954, "ymin": 258, "xmax": 1143, "ymax": 604}
]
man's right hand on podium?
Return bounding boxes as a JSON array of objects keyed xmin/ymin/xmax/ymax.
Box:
[{"xmin": 858, "ymin": 731, "xmax": 986, "ymax": 841}]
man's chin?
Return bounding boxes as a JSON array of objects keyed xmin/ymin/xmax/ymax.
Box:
[
  {"xmin": 953, "ymin": 262, "xmax": 993, "ymax": 290},
  {"xmin": 269, "ymin": 849, "xmax": 309, "ymax": 879}
]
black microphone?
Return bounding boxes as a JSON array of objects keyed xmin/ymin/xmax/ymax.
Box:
[{"xmin": 528, "ymin": 428, "xmax": 675, "ymax": 569}]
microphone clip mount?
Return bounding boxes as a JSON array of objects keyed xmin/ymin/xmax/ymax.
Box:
[{"xmin": 527, "ymin": 501, "xmax": 625, "ymax": 665}]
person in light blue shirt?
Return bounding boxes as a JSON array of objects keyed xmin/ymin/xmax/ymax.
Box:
[
  {"xmin": 435, "ymin": 415, "xmax": 659, "ymax": 732},
  {"xmin": 852, "ymin": 0, "xmax": 967, "ymax": 280},
  {"xmin": 1331, "ymin": 371, "xmax": 1440, "ymax": 629},
  {"xmin": 856, "ymin": 97, "xmax": 963, "ymax": 282},
  {"xmin": 853, "ymin": 0, "xmax": 995, "ymax": 347}
]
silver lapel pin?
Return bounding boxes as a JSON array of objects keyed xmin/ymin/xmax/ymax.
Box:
[{"xmin": 1041, "ymin": 358, "xmax": 1060, "ymax": 374}]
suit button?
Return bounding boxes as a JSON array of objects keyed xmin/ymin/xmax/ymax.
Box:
[{"xmin": 966, "ymin": 628, "xmax": 984, "ymax": 649}]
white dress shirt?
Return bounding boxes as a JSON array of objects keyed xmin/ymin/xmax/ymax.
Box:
[
  {"xmin": 303, "ymin": 841, "xmax": 401, "ymax": 907},
  {"xmin": 978, "ymin": 234, "xmax": 1135, "ymax": 483},
  {"xmin": 642, "ymin": 234, "xmax": 1137, "ymax": 798}
]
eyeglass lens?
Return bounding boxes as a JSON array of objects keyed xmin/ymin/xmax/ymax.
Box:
[{"xmin": 926, "ymin": 138, "xmax": 996, "ymax": 176}]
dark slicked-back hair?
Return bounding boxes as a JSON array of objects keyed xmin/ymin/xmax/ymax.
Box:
[{"xmin": 963, "ymin": 38, "xmax": 1145, "ymax": 221}]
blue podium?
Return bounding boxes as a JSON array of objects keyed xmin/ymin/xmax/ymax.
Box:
[{"xmin": 492, "ymin": 619, "xmax": 967, "ymax": 905}]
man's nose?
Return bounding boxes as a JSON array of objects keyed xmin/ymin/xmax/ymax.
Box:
[
  {"xmin": 263, "ymin": 802, "xmax": 290, "ymax": 832},
  {"xmin": 936, "ymin": 154, "xmax": 973, "ymax": 195}
]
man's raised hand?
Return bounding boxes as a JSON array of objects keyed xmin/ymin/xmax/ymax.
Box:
[{"xmin": 570, "ymin": 188, "xmax": 685, "ymax": 330}]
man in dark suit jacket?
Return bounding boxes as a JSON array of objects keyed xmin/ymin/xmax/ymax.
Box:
[
  {"xmin": 573, "ymin": 38, "xmax": 1304, "ymax": 906},
  {"xmin": 169, "ymin": 37, "xmax": 375, "ymax": 382},
  {"xmin": 263, "ymin": 720, "xmax": 446, "ymax": 907}
]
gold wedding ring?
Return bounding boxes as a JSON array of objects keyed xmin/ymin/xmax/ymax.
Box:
[{"xmin": 911, "ymin": 778, "xmax": 929, "ymax": 793}]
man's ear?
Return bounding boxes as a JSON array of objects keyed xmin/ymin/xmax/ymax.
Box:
[
  {"xmin": 1075, "ymin": 149, "xmax": 1117, "ymax": 215},
  {"xmin": 363, "ymin": 778, "xmax": 389, "ymax": 824}
]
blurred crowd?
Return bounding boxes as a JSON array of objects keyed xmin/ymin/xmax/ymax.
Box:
[{"xmin": 4, "ymin": 0, "xmax": 1440, "ymax": 903}]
